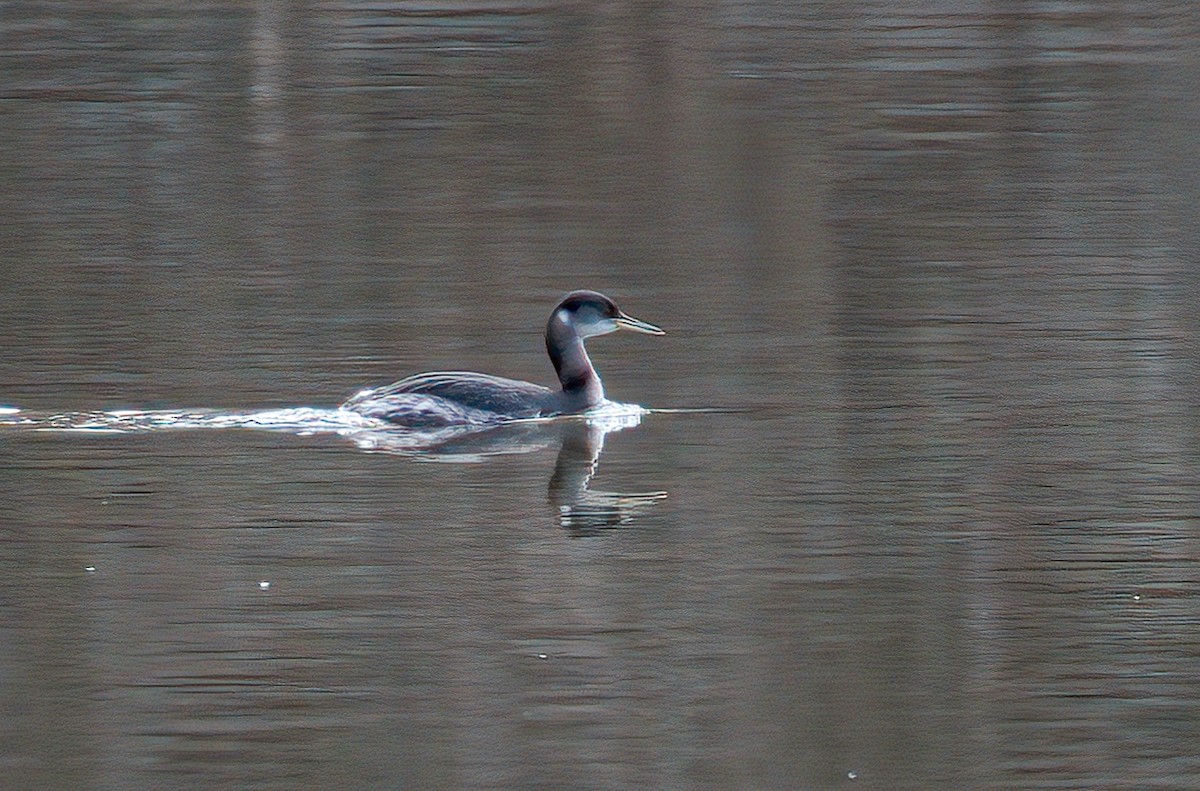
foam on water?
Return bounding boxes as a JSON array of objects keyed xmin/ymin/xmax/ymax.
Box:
[
  {"xmin": 0, "ymin": 401, "xmax": 654, "ymax": 454},
  {"xmin": 0, "ymin": 406, "xmax": 387, "ymax": 433}
]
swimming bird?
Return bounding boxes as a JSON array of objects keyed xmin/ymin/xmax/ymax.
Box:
[{"xmin": 342, "ymin": 290, "xmax": 664, "ymax": 427}]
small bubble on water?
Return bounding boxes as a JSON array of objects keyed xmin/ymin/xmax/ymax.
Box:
[{"xmin": 259, "ymin": 581, "xmax": 271, "ymax": 590}]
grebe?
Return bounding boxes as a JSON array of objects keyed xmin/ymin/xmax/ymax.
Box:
[{"xmin": 342, "ymin": 290, "xmax": 664, "ymax": 427}]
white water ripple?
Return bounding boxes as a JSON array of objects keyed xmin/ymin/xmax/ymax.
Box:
[{"xmin": 0, "ymin": 401, "xmax": 652, "ymax": 455}]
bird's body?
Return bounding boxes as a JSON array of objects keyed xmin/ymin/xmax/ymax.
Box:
[
  {"xmin": 343, "ymin": 372, "xmax": 552, "ymax": 426},
  {"xmin": 342, "ymin": 291, "xmax": 663, "ymax": 427}
]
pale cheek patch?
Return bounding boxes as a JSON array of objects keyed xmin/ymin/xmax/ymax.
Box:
[
  {"xmin": 571, "ymin": 312, "xmax": 618, "ymax": 339},
  {"xmin": 554, "ymin": 309, "xmax": 575, "ymax": 329}
]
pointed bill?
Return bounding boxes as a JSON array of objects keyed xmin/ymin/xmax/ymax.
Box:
[{"xmin": 614, "ymin": 313, "xmax": 665, "ymax": 335}]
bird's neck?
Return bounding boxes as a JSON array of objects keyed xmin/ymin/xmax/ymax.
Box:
[{"xmin": 546, "ymin": 314, "xmax": 605, "ymax": 407}]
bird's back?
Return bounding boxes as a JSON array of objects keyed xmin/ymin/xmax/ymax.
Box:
[{"xmin": 342, "ymin": 371, "xmax": 555, "ymax": 426}]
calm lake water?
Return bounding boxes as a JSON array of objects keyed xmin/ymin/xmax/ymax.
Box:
[{"xmin": 3, "ymin": 3, "xmax": 1200, "ymax": 790}]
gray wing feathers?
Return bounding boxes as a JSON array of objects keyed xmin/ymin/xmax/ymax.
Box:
[{"xmin": 343, "ymin": 372, "xmax": 553, "ymax": 418}]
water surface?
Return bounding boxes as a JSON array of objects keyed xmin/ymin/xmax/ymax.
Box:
[{"xmin": 2, "ymin": 3, "xmax": 1200, "ymax": 789}]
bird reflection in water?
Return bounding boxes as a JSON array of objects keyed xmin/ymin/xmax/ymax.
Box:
[
  {"xmin": 347, "ymin": 412, "xmax": 666, "ymax": 535},
  {"xmin": 547, "ymin": 420, "xmax": 666, "ymax": 535},
  {"xmin": 0, "ymin": 405, "xmax": 667, "ymax": 534}
]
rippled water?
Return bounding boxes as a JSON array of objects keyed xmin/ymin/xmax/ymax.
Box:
[{"xmin": 3, "ymin": 3, "xmax": 1200, "ymax": 790}]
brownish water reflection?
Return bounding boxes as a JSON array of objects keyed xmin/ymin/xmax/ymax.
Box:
[{"xmin": 3, "ymin": 3, "xmax": 1200, "ymax": 790}]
